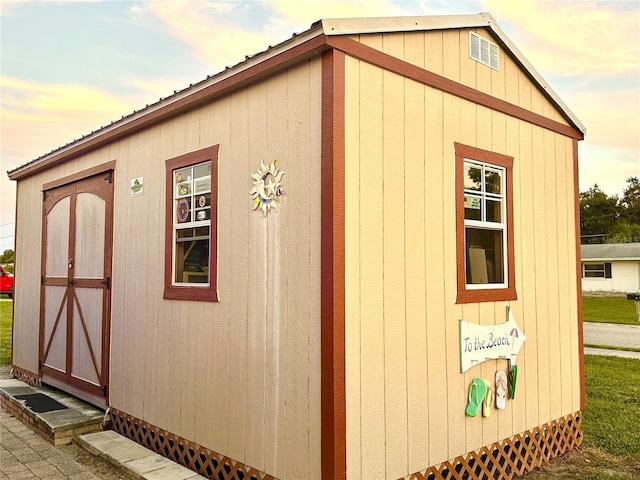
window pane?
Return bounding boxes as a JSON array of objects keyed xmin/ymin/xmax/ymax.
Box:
[
  {"xmin": 465, "ymin": 227, "xmax": 504, "ymax": 284},
  {"xmin": 486, "ymin": 199, "xmax": 502, "ymax": 223},
  {"xmin": 584, "ymin": 264, "xmax": 604, "ymax": 271},
  {"xmin": 584, "ymin": 271, "xmax": 604, "ymax": 278},
  {"xmin": 176, "ymin": 197, "xmax": 192, "ymax": 223},
  {"xmin": 485, "ymin": 168, "xmax": 502, "ymax": 194},
  {"xmin": 464, "ymin": 163, "xmax": 482, "ymax": 191},
  {"xmin": 193, "ymin": 163, "xmax": 211, "ymax": 179},
  {"xmin": 174, "ymin": 226, "xmax": 210, "ymax": 284},
  {"xmin": 464, "ymin": 194, "xmax": 482, "ymax": 220}
]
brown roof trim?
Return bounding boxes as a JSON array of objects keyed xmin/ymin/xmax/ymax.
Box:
[
  {"xmin": 8, "ymin": 34, "xmax": 330, "ymax": 181},
  {"xmin": 326, "ymin": 36, "xmax": 584, "ymax": 141},
  {"xmin": 321, "ymin": 49, "xmax": 346, "ymax": 480}
]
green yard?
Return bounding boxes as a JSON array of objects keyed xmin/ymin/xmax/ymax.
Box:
[
  {"xmin": 0, "ymin": 300, "xmax": 12, "ymax": 365},
  {"xmin": 520, "ymin": 354, "xmax": 640, "ymax": 479},
  {"xmin": 582, "ymin": 355, "xmax": 640, "ymax": 459},
  {"xmin": 582, "ymin": 296, "xmax": 639, "ymax": 325}
]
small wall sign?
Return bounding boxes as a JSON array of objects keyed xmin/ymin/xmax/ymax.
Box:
[
  {"xmin": 460, "ymin": 307, "xmax": 526, "ymax": 372},
  {"xmin": 130, "ymin": 177, "xmax": 143, "ymax": 197}
]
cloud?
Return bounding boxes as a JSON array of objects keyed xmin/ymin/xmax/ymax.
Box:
[
  {"xmin": 145, "ymin": 0, "xmax": 412, "ymax": 73},
  {"xmin": 571, "ymin": 87, "xmax": 640, "ymax": 151},
  {"xmin": 485, "ymin": 0, "xmax": 640, "ymax": 76},
  {"xmin": 145, "ymin": 2, "xmax": 275, "ymax": 72},
  {"xmin": 0, "ymin": 76, "xmax": 164, "ymax": 170},
  {"xmin": 268, "ymin": 0, "xmax": 406, "ymax": 24}
]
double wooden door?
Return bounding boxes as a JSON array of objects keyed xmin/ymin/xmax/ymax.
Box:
[{"xmin": 40, "ymin": 171, "xmax": 114, "ymax": 407}]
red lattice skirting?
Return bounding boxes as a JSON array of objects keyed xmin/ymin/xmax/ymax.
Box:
[
  {"xmin": 407, "ymin": 412, "xmax": 583, "ymax": 480},
  {"xmin": 109, "ymin": 408, "xmax": 274, "ymax": 480}
]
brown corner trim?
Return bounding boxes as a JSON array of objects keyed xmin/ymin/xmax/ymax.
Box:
[
  {"xmin": 109, "ymin": 408, "xmax": 274, "ymax": 480},
  {"xmin": 326, "ymin": 36, "xmax": 584, "ymax": 141},
  {"xmin": 573, "ymin": 139, "xmax": 586, "ymax": 410},
  {"xmin": 321, "ymin": 49, "xmax": 346, "ymax": 480},
  {"xmin": 406, "ymin": 411, "xmax": 583, "ymax": 480}
]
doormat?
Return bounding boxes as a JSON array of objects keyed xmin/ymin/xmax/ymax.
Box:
[{"xmin": 14, "ymin": 393, "xmax": 69, "ymax": 413}]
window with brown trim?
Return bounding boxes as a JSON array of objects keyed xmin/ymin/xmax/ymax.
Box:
[
  {"xmin": 455, "ymin": 143, "xmax": 517, "ymax": 304},
  {"xmin": 164, "ymin": 145, "xmax": 219, "ymax": 302}
]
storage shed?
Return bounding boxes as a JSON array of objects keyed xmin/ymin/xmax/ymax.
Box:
[{"xmin": 8, "ymin": 13, "xmax": 586, "ymax": 480}]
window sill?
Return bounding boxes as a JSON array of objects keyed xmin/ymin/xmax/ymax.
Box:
[
  {"xmin": 456, "ymin": 287, "xmax": 517, "ymax": 304},
  {"xmin": 163, "ymin": 286, "xmax": 218, "ymax": 302}
]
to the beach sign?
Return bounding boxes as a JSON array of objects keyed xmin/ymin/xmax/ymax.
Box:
[{"xmin": 460, "ymin": 307, "xmax": 526, "ymax": 372}]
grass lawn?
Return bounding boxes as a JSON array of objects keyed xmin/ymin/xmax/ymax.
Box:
[
  {"xmin": 582, "ymin": 296, "xmax": 639, "ymax": 325},
  {"xmin": 582, "ymin": 355, "xmax": 640, "ymax": 458},
  {"xmin": 0, "ymin": 299, "xmax": 12, "ymax": 365},
  {"xmin": 519, "ymin": 354, "xmax": 640, "ymax": 479}
]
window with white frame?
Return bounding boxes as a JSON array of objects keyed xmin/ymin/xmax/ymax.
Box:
[
  {"xmin": 173, "ymin": 162, "xmax": 211, "ymax": 284},
  {"xmin": 463, "ymin": 159, "xmax": 506, "ymax": 286}
]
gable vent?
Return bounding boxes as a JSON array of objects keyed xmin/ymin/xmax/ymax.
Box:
[{"xmin": 470, "ymin": 32, "xmax": 499, "ymax": 70}]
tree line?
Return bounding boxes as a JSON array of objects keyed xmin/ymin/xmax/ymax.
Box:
[
  {"xmin": 580, "ymin": 176, "xmax": 640, "ymax": 244},
  {"xmin": 0, "ymin": 249, "xmax": 14, "ymax": 273}
]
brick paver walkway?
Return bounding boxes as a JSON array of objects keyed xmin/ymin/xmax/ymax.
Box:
[{"xmin": 0, "ymin": 409, "xmax": 101, "ymax": 479}]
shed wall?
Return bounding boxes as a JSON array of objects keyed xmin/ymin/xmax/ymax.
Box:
[
  {"xmin": 343, "ymin": 30, "xmax": 581, "ymax": 479},
  {"xmin": 12, "ymin": 59, "xmax": 323, "ymax": 480}
]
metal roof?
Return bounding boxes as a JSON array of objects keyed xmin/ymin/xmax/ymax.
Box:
[
  {"xmin": 7, "ymin": 12, "xmax": 585, "ymax": 180},
  {"xmin": 581, "ymin": 243, "xmax": 640, "ymax": 261}
]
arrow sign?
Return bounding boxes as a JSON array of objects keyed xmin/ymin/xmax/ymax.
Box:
[{"xmin": 459, "ymin": 306, "xmax": 526, "ymax": 372}]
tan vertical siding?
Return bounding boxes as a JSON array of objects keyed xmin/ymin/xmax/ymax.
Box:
[
  {"xmin": 355, "ymin": 33, "xmax": 386, "ymax": 480},
  {"xmin": 382, "ymin": 34, "xmax": 409, "ymax": 479},
  {"xmin": 12, "ymin": 178, "xmax": 42, "ymax": 373},
  {"xmin": 404, "ymin": 31, "xmax": 429, "ymax": 475},
  {"xmin": 344, "ymin": 53, "xmax": 362, "ymax": 480},
  {"xmin": 13, "ymin": 59, "xmax": 322, "ymax": 480},
  {"xmin": 344, "ymin": 28, "xmax": 581, "ymax": 478}
]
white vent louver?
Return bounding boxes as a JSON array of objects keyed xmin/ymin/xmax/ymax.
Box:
[{"xmin": 470, "ymin": 32, "xmax": 499, "ymax": 70}]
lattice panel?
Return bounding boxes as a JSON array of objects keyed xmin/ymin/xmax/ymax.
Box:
[
  {"xmin": 407, "ymin": 412, "xmax": 583, "ymax": 480},
  {"xmin": 10, "ymin": 365, "xmax": 42, "ymax": 387},
  {"xmin": 109, "ymin": 408, "xmax": 275, "ymax": 480}
]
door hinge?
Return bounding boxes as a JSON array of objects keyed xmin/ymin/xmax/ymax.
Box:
[
  {"xmin": 102, "ymin": 277, "xmax": 111, "ymax": 290},
  {"xmin": 104, "ymin": 171, "xmax": 113, "ymax": 183},
  {"xmin": 41, "ymin": 275, "xmax": 45, "ymax": 285},
  {"xmin": 102, "ymin": 385, "xmax": 108, "ymax": 397}
]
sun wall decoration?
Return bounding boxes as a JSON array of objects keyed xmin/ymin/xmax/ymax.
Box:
[{"xmin": 250, "ymin": 159, "xmax": 285, "ymax": 216}]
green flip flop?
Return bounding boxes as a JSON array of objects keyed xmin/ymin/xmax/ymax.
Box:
[
  {"xmin": 465, "ymin": 377, "xmax": 488, "ymax": 417},
  {"xmin": 508, "ymin": 365, "xmax": 518, "ymax": 399}
]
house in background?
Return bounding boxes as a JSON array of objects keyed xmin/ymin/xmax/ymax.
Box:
[
  {"xmin": 7, "ymin": 13, "xmax": 586, "ymax": 480},
  {"xmin": 581, "ymin": 243, "xmax": 640, "ymax": 294}
]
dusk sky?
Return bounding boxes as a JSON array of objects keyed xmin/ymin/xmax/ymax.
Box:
[{"xmin": 1, "ymin": 0, "xmax": 639, "ymax": 252}]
